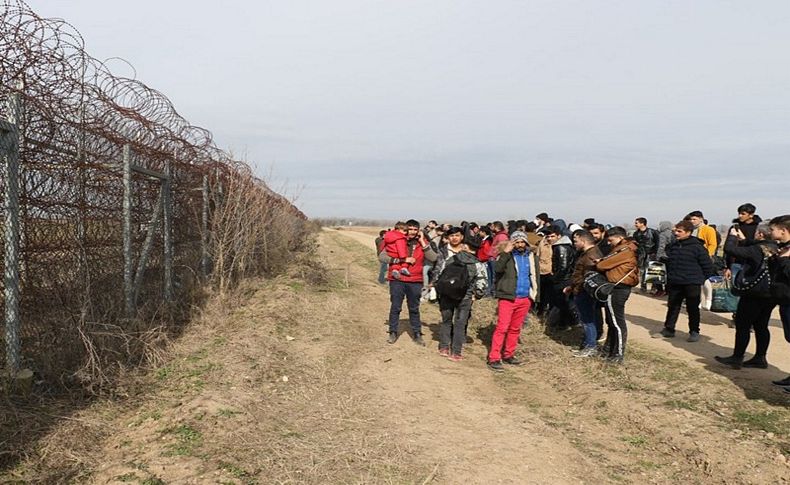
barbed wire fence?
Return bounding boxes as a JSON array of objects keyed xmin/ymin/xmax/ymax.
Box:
[{"xmin": 0, "ymin": 0, "xmax": 308, "ymax": 391}]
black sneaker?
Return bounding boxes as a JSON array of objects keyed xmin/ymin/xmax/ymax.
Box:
[
  {"xmin": 503, "ymin": 356, "xmax": 524, "ymax": 366},
  {"xmin": 387, "ymin": 332, "xmax": 397, "ymax": 344},
  {"xmin": 487, "ymin": 360, "xmax": 505, "ymax": 372},
  {"xmin": 413, "ymin": 334, "xmax": 426, "ymax": 347},
  {"xmin": 742, "ymin": 356, "xmax": 768, "ymax": 369},
  {"xmin": 771, "ymin": 375, "xmax": 790, "ymax": 386},
  {"xmin": 714, "ymin": 355, "xmax": 742, "ymax": 369},
  {"xmin": 687, "ymin": 331, "xmax": 700, "ymax": 343},
  {"xmin": 606, "ymin": 354, "xmax": 624, "ymax": 365}
]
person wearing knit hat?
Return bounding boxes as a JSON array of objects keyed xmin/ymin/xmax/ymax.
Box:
[
  {"xmin": 487, "ymin": 230, "xmax": 539, "ymax": 371},
  {"xmin": 510, "ymin": 230, "xmax": 529, "ymax": 243}
]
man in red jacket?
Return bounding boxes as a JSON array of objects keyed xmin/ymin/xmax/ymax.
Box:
[{"xmin": 379, "ymin": 219, "xmax": 437, "ymax": 345}]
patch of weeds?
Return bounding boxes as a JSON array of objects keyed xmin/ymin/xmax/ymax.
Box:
[
  {"xmin": 186, "ymin": 348, "xmax": 209, "ymax": 363},
  {"xmin": 619, "ymin": 381, "xmax": 643, "ymax": 391},
  {"xmin": 212, "ymin": 336, "xmax": 227, "ymax": 347},
  {"xmin": 155, "ymin": 366, "xmax": 172, "ymax": 380},
  {"xmin": 594, "ymin": 399, "xmax": 608, "ymax": 409},
  {"xmin": 141, "ymin": 478, "xmax": 166, "ymax": 485},
  {"xmin": 115, "ymin": 473, "xmax": 138, "ymax": 482},
  {"xmin": 733, "ymin": 410, "xmax": 784, "ymax": 435},
  {"xmin": 595, "ymin": 414, "xmax": 610, "ymax": 424},
  {"xmin": 620, "ymin": 435, "xmax": 648, "ymax": 447},
  {"xmin": 186, "ymin": 362, "xmax": 220, "ymax": 378},
  {"xmin": 219, "ymin": 461, "xmax": 256, "ymax": 483},
  {"xmin": 218, "ymin": 408, "xmax": 242, "ymax": 418},
  {"xmin": 128, "ymin": 461, "xmax": 149, "ymax": 471},
  {"xmin": 637, "ymin": 460, "xmax": 662, "ymax": 470},
  {"xmin": 288, "ymin": 281, "xmax": 305, "ymax": 292},
  {"xmin": 650, "ymin": 368, "xmax": 678, "ymax": 382},
  {"xmin": 664, "ymin": 399, "xmax": 696, "ymax": 411},
  {"xmin": 162, "ymin": 424, "xmax": 203, "ymax": 457},
  {"xmin": 130, "ymin": 410, "xmax": 163, "ymax": 427},
  {"xmin": 608, "ymin": 472, "xmax": 626, "ymax": 482}
]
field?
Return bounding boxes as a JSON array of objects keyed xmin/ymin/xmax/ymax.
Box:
[{"xmin": 4, "ymin": 228, "xmax": 789, "ymax": 484}]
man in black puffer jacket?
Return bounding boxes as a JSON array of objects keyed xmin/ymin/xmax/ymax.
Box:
[
  {"xmin": 655, "ymin": 220, "xmax": 716, "ymax": 342},
  {"xmin": 545, "ymin": 224, "xmax": 575, "ymax": 328},
  {"xmin": 715, "ymin": 222, "xmax": 778, "ymax": 370}
]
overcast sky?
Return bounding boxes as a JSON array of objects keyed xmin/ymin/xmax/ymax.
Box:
[{"xmin": 29, "ymin": 0, "xmax": 790, "ymax": 226}]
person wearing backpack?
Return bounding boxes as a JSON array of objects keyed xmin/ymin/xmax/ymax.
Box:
[
  {"xmin": 431, "ymin": 226, "xmax": 486, "ymax": 361},
  {"xmin": 715, "ymin": 222, "xmax": 778, "ymax": 369},
  {"xmin": 486, "ymin": 231, "xmax": 538, "ymax": 371}
]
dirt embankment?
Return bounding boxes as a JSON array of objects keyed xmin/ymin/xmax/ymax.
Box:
[{"xmin": 4, "ymin": 228, "xmax": 789, "ymax": 484}]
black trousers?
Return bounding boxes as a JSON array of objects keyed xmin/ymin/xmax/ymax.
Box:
[
  {"xmin": 439, "ymin": 296, "xmax": 472, "ymax": 355},
  {"xmin": 603, "ymin": 285, "xmax": 631, "ymax": 357},
  {"xmin": 733, "ymin": 296, "xmax": 776, "ymax": 358},
  {"xmin": 664, "ymin": 284, "xmax": 701, "ymax": 333}
]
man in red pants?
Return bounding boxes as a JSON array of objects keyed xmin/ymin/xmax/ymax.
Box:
[{"xmin": 487, "ymin": 231, "xmax": 539, "ymax": 371}]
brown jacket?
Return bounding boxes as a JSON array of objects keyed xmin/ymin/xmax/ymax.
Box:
[
  {"xmin": 571, "ymin": 245, "xmax": 603, "ymax": 294},
  {"xmin": 595, "ymin": 240, "xmax": 639, "ymax": 287},
  {"xmin": 537, "ymin": 237, "xmax": 553, "ymax": 275}
]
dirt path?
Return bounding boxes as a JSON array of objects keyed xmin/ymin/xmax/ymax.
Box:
[
  {"xmin": 337, "ymin": 227, "xmax": 790, "ymax": 378},
  {"xmin": 9, "ymin": 227, "xmax": 790, "ymax": 484}
]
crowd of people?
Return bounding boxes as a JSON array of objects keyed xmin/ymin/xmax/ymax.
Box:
[{"xmin": 374, "ymin": 204, "xmax": 790, "ymax": 393}]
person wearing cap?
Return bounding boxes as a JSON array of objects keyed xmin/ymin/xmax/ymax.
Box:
[{"xmin": 487, "ymin": 231, "xmax": 538, "ymax": 371}]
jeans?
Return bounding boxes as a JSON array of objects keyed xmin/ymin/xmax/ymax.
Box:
[
  {"xmin": 378, "ymin": 262, "xmax": 388, "ymax": 284},
  {"xmin": 574, "ymin": 291, "xmax": 598, "ymax": 349},
  {"xmin": 422, "ymin": 263, "xmax": 433, "ymax": 287},
  {"xmin": 603, "ymin": 285, "xmax": 631, "ymax": 357},
  {"xmin": 733, "ymin": 296, "xmax": 776, "ymax": 358},
  {"xmin": 486, "ymin": 260, "xmax": 495, "ymax": 296},
  {"xmin": 638, "ymin": 255, "xmax": 649, "ymax": 290},
  {"xmin": 439, "ymin": 296, "xmax": 473, "ymax": 355},
  {"xmin": 388, "ymin": 280, "xmax": 423, "ymax": 336},
  {"xmin": 664, "ymin": 284, "xmax": 702, "ymax": 333},
  {"xmin": 489, "ymin": 297, "xmax": 532, "ymax": 362}
]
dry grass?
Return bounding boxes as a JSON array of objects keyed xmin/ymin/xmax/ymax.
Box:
[{"xmin": 1, "ymin": 252, "xmax": 422, "ymax": 483}]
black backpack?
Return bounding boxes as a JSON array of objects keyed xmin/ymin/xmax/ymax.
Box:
[{"xmin": 435, "ymin": 258, "xmax": 470, "ymax": 301}]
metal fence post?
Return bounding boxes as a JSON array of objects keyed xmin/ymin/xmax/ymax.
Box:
[
  {"xmin": 201, "ymin": 174, "xmax": 209, "ymax": 276},
  {"xmin": 163, "ymin": 159, "xmax": 172, "ymax": 302},
  {"xmin": 2, "ymin": 91, "xmax": 22, "ymax": 373},
  {"xmin": 122, "ymin": 144, "xmax": 134, "ymax": 318}
]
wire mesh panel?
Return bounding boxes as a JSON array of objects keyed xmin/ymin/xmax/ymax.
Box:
[{"xmin": 0, "ymin": 0, "xmax": 307, "ymax": 387}]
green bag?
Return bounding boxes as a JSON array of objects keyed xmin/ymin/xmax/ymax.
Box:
[{"xmin": 710, "ymin": 279, "xmax": 739, "ymax": 313}]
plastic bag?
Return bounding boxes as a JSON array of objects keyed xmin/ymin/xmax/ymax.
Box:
[{"xmin": 710, "ymin": 279, "xmax": 739, "ymax": 313}]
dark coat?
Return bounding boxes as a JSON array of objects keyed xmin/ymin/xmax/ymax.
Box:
[
  {"xmin": 724, "ymin": 236, "xmax": 778, "ymax": 299},
  {"xmin": 665, "ymin": 237, "xmax": 716, "ymax": 286},
  {"xmin": 769, "ymin": 242, "xmax": 790, "ymax": 304},
  {"xmin": 726, "ymin": 216, "xmax": 763, "ymax": 267},
  {"xmin": 494, "ymin": 249, "xmax": 538, "ymax": 301},
  {"xmin": 634, "ymin": 227, "xmax": 659, "ymax": 260},
  {"xmin": 551, "ymin": 236, "xmax": 575, "ymax": 286}
]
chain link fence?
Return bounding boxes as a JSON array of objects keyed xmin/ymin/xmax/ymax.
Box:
[{"xmin": 0, "ymin": 1, "xmax": 307, "ymax": 389}]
